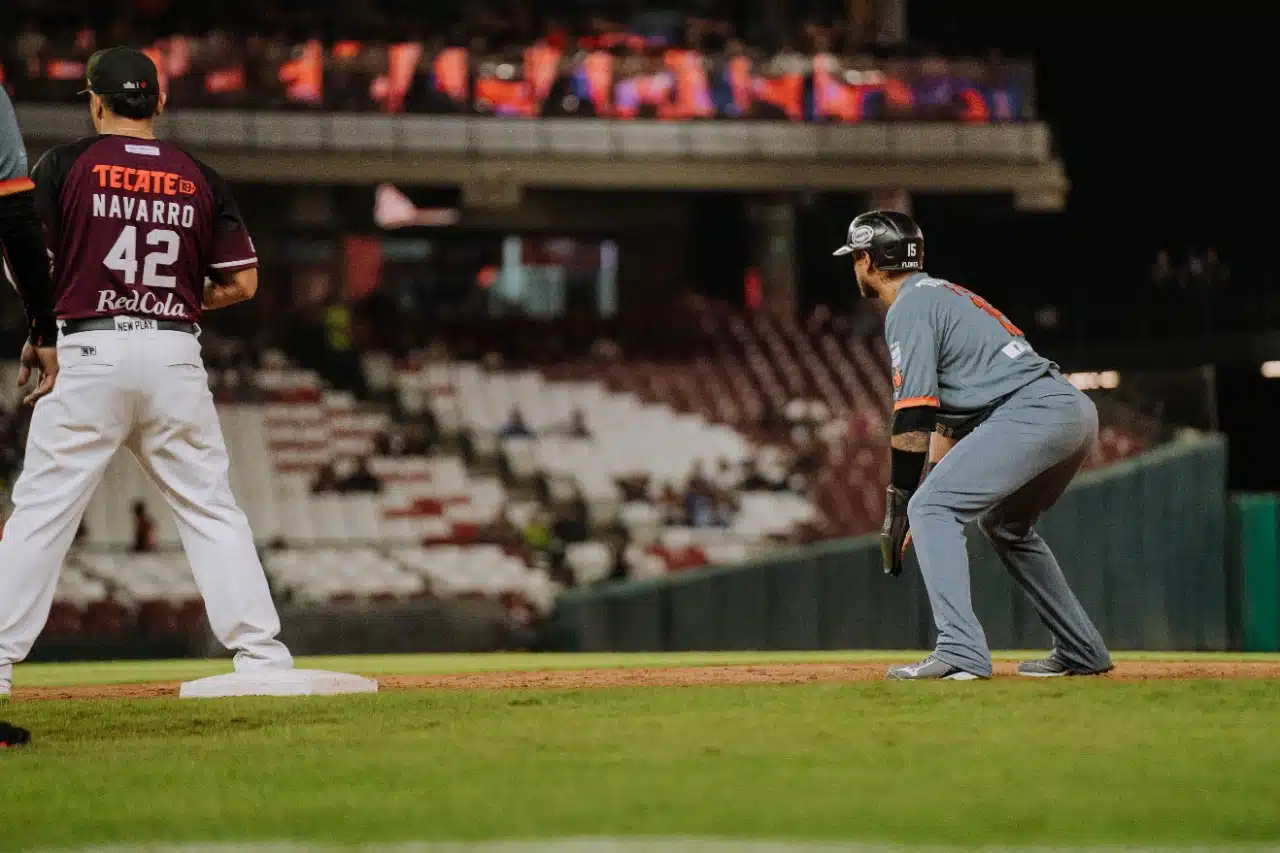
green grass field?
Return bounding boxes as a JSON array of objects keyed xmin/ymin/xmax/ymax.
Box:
[{"xmin": 5, "ymin": 652, "xmax": 1280, "ymax": 851}]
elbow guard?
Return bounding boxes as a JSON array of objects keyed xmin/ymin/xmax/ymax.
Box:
[
  {"xmin": 892, "ymin": 404, "xmax": 938, "ymax": 436},
  {"xmin": 890, "ymin": 405, "xmax": 937, "ymax": 491}
]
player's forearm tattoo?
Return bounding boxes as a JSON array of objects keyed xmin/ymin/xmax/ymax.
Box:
[{"xmin": 891, "ymin": 431, "xmax": 930, "ymax": 453}]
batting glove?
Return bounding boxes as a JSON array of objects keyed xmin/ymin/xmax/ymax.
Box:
[{"xmin": 880, "ymin": 486, "xmax": 912, "ymax": 577}]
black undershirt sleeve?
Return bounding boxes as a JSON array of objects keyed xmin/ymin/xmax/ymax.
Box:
[
  {"xmin": 0, "ymin": 188, "xmax": 56, "ymax": 347},
  {"xmin": 889, "ymin": 405, "xmax": 938, "ymax": 492}
]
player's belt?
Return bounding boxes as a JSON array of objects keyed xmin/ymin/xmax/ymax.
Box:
[{"xmin": 60, "ymin": 317, "xmax": 198, "ymax": 336}]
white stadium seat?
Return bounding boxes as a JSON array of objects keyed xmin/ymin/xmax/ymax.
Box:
[{"xmin": 565, "ymin": 541, "xmax": 613, "ymax": 586}]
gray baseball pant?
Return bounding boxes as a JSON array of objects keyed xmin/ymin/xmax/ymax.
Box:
[{"xmin": 906, "ymin": 374, "xmax": 1113, "ymax": 677}]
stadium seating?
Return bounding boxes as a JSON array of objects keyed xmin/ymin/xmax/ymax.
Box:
[{"xmin": 1, "ymin": 24, "xmax": 1034, "ymax": 124}]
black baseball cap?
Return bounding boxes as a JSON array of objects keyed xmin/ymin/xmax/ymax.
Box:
[{"xmin": 79, "ymin": 46, "xmax": 159, "ymax": 97}]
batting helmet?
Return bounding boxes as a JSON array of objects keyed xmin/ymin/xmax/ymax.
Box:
[{"xmin": 832, "ymin": 210, "xmax": 924, "ymax": 271}]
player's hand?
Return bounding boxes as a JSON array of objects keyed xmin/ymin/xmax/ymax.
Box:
[
  {"xmin": 202, "ymin": 278, "xmax": 221, "ymax": 309},
  {"xmin": 18, "ymin": 342, "xmax": 59, "ymax": 406},
  {"xmin": 880, "ymin": 486, "xmax": 912, "ymax": 577}
]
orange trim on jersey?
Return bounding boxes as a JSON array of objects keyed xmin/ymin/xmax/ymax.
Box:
[
  {"xmin": 894, "ymin": 396, "xmax": 940, "ymax": 411},
  {"xmin": 0, "ymin": 177, "xmax": 34, "ymax": 197}
]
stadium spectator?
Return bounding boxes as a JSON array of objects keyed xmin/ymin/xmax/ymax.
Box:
[
  {"xmin": 616, "ymin": 472, "xmax": 650, "ymax": 502},
  {"xmin": 338, "ymin": 457, "xmax": 383, "ymax": 493},
  {"xmin": 738, "ymin": 456, "xmax": 773, "ymax": 491},
  {"xmin": 1201, "ymin": 247, "xmax": 1230, "ymax": 289},
  {"xmin": 480, "ymin": 504, "xmax": 533, "ymax": 562},
  {"xmin": 1186, "ymin": 251, "xmax": 1206, "ymax": 288},
  {"xmin": 758, "ymin": 400, "xmax": 788, "ymax": 436},
  {"xmin": 70, "ymin": 520, "xmax": 89, "ymax": 557},
  {"xmin": 1184, "ymin": 247, "xmax": 1230, "ymax": 330},
  {"xmin": 713, "ymin": 457, "xmax": 739, "ymax": 491},
  {"xmin": 683, "ymin": 460, "xmax": 721, "ymax": 527},
  {"xmin": 216, "ymin": 366, "xmax": 263, "ymax": 404},
  {"xmin": 551, "ymin": 500, "xmax": 588, "ymax": 550},
  {"xmin": 522, "ymin": 506, "xmax": 553, "ymax": 553},
  {"xmin": 131, "ymin": 501, "xmax": 157, "ymax": 554},
  {"xmin": 499, "ymin": 406, "xmax": 535, "ymax": 439},
  {"xmin": 1149, "ymin": 250, "xmax": 1179, "ymax": 290},
  {"xmin": 312, "ymin": 462, "xmax": 341, "ymax": 494},
  {"xmin": 557, "ymin": 408, "xmax": 592, "ymax": 438},
  {"xmin": 788, "ymin": 434, "xmax": 823, "ymax": 485},
  {"xmin": 373, "ymin": 429, "xmax": 406, "ymax": 456},
  {"xmin": 403, "ymin": 418, "xmax": 438, "ymax": 454},
  {"xmin": 711, "ymin": 488, "xmax": 739, "ymax": 527},
  {"xmin": 686, "ymin": 459, "xmax": 713, "ymax": 494},
  {"xmin": 656, "ymin": 481, "xmax": 685, "ymax": 524}
]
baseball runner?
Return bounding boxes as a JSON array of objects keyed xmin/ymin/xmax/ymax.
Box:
[
  {"xmin": 834, "ymin": 210, "xmax": 1113, "ymax": 680},
  {"xmin": 0, "ymin": 47, "xmax": 293, "ymax": 698},
  {"xmin": 2, "ymin": 86, "xmax": 52, "ymax": 384}
]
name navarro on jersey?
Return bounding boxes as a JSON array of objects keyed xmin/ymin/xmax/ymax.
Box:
[{"xmin": 92, "ymin": 192, "xmax": 195, "ymax": 228}]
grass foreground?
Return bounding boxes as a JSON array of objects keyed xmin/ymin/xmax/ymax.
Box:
[{"xmin": 4, "ymin": 652, "xmax": 1280, "ymax": 850}]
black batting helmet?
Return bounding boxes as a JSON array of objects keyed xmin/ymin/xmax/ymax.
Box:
[{"xmin": 832, "ymin": 210, "xmax": 924, "ymax": 271}]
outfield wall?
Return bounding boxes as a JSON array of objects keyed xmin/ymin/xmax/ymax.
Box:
[
  {"xmin": 555, "ymin": 435, "xmax": 1234, "ymax": 652},
  {"xmin": 1227, "ymin": 493, "xmax": 1280, "ymax": 651}
]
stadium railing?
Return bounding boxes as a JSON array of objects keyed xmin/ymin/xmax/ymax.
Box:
[{"xmin": 13, "ymin": 104, "xmax": 1052, "ymax": 163}]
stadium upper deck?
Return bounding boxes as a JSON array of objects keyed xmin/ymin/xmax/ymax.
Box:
[{"xmin": 1, "ymin": 1, "xmax": 1031, "ymax": 122}]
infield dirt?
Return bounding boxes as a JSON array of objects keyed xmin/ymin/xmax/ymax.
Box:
[{"xmin": 13, "ymin": 659, "xmax": 1280, "ymax": 702}]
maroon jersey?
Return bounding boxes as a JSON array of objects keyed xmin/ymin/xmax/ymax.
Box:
[{"xmin": 30, "ymin": 134, "xmax": 256, "ymax": 323}]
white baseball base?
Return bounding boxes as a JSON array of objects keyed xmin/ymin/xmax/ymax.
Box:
[{"xmin": 178, "ymin": 669, "xmax": 378, "ymax": 699}]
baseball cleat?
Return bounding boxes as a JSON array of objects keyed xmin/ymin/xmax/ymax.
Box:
[
  {"xmin": 1, "ymin": 721, "xmax": 31, "ymax": 748},
  {"xmin": 1017, "ymin": 655, "xmax": 1115, "ymax": 677},
  {"xmin": 885, "ymin": 655, "xmax": 987, "ymax": 681}
]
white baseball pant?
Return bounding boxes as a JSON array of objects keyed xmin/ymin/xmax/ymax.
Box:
[{"xmin": 0, "ymin": 323, "xmax": 292, "ymax": 691}]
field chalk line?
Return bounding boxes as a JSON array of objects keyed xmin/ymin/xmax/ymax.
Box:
[{"xmin": 60, "ymin": 842, "xmax": 1280, "ymax": 853}]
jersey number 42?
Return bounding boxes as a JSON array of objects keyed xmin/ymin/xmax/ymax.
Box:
[{"xmin": 104, "ymin": 225, "xmax": 180, "ymax": 289}]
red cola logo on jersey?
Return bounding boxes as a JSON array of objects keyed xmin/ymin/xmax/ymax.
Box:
[
  {"xmin": 95, "ymin": 289, "xmax": 189, "ymax": 319},
  {"xmin": 91, "ymin": 165, "xmax": 197, "ymax": 197}
]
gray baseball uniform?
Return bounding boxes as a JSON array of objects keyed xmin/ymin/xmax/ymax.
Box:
[
  {"xmin": 0, "ymin": 88, "xmax": 30, "ymax": 190},
  {"xmin": 887, "ymin": 273, "xmax": 1112, "ymax": 676}
]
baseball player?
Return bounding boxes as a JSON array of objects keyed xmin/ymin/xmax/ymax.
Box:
[
  {"xmin": 834, "ymin": 210, "xmax": 1113, "ymax": 680},
  {"xmin": 1, "ymin": 86, "xmax": 55, "ymax": 400},
  {"xmin": 0, "ymin": 47, "xmax": 293, "ymax": 698}
]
